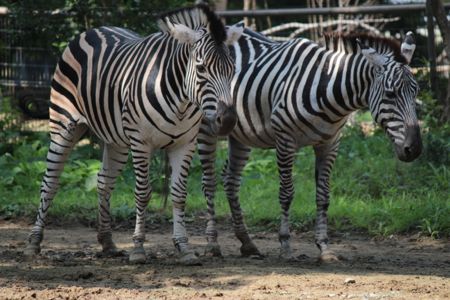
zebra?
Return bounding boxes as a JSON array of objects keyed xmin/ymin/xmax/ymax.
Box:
[
  {"xmin": 23, "ymin": 5, "xmax": 243, "ymax": 265},
  {"xmin": 198, "ymin": 28, "xmax": 422, "ymax": 261}
]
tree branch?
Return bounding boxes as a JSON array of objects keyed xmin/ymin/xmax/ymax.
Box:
[{"xmin": 429, "ymin": 0, "xmax": 450, "ymax": 122}]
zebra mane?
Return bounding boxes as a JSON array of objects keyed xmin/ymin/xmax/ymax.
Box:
[
  {"xmin": 157, "ymin": 4, "xmax": 226, "ymax": 45},
  {"xmin": 323, "ymin": 32, "xmax": 407, "ymax": 64}
]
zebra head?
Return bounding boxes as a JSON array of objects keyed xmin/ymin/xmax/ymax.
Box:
[
  {"xmin": 159, "ymin": 5, "xmax": 243, "ymax": 135},
  {"xmin": 358, "ymin": 33, "xmax": 422, "ymax": 162}
]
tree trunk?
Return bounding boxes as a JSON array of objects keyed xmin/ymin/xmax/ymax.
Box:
[
  {"xmin": 214, "ymin": 0, "xmax": 227, "ymax": 11},
  {"xmin": 429, "ymin": 0, "xmax": 450, "ymax": 122},
  {"xmin": 244, "ymin": 0, "xmax": 251, "ymax": 28}
]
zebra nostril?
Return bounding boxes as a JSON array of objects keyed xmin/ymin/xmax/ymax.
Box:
[
  {"xmin": 216, "ymin": 115, "xmax": 222, "ymax": 125},
  {"xmin": 404, "ymin": 145, "xmax": 412, "ymax": 155}
]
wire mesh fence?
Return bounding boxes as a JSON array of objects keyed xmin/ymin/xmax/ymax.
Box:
[
  {"xmin": 0, "ymin": 3, "xmax": 448, "ymax": 136},
  {"xmin": 0, "ymin": 5, "xmax": 164, "ymax": 136}
]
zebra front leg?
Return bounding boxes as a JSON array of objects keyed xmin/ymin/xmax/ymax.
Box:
[
  {"xmin": 25, "ymin": 123, "xmax": 87, "ymax": 256},
  {"xmin": 313, "ymin": 141, "xmax": 340, "ymax": 263},
  {"xmin": 97, "ymin": 144, "xmax": 128, "ymax": 255},
  {"xmin": 129, "ymin": 147, "xmax": 152, "ymax": 264},
  {"xmin": 276, "ymin": 135, "xmax": 297, "ymax": 261},
  {"xmin": 223, "ymin": 137, "xmax": 261, "ymax": 257},
  {"xmin": 168, "ymin": 142, "xmax": 201, "ymax": 265},
  {"xmin": 198, "ymin": 126, "xmax": 222, "ymax": 257}
]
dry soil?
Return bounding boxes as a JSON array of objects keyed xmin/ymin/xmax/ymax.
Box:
[{"xmin": 0, "ymin": 220, "xmax": 449, "ymax": 299}]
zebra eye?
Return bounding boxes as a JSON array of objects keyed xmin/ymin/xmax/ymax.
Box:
[
  {"xmin": 385, "ymin": 91, "xmax": 396, "ymax": 98},
  {"xmin": 197, "ymin": 64, "xmax": 206, "ymax": 73}
]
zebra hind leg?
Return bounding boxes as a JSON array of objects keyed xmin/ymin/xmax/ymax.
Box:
[
  {"xmin": 97, "ymin": 144, "xmax": 128, "ymax": 256},
  {"xmin": 198, "ymin": 127, "xmax": 222, "ymax": 257},
  {"xmin": 223, "ymin": 137, "xmax": 261, "ymax": 258},
  {"xmin": 275, "ymin": 135, "xmax": 297, "ymax": 261},
  {"xmin": 24, "ymin": 122, "xmax": 88, "ymax": 256},
  {"xmin": 129, "ymin": 146, "xmax": 152, "ymax": 264},
  {"xmin": 313, "ymin": 142, "xmax": 340, "ymax": 263}
]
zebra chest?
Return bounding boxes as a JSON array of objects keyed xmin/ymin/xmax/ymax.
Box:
[{"xmin": 122, "ymin": 103, "xmax": 202, "ymax": 149}]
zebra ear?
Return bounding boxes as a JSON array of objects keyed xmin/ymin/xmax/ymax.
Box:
[
  {"xmin": 225, "ymin": 22, "xmax": 244, "ymax": 46},
  {"xmin": 401, "ymin": 31, "xmax": 415, "ymax": 65},
  {"xmin": 165, "ymin": 19, "xmax": 202, "ymax": 44},
  {"xmin": 356, "ymin": 38, "xmax": 388, "ymax": 67}
]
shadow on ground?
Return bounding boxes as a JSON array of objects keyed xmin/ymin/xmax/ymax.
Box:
[{"xmin": 0, "ymin": 220, "xmax": 449, "ymax": 299}]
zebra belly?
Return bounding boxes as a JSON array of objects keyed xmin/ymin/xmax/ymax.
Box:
[
  {"xmin": 276, "ymin": 116, "xmax": 343, "ymax": 148},
  {"xmin": 231, "ymin": 117, "xmax": 276, "ymax": 149},
  {"xmin": 231, "ymin": 108, "xmax": 343, "ymax": 149}
]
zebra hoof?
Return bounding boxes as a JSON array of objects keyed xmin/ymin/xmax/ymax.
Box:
[
  {"xmin": 129, "ymin": 247, "xmax": 147, "ymax": 264},
  {"xmin": 179, "ymin": 251, "xmax": 202, "ymax": 266},
  {"xmin": 102, "ymin": 242, "xmax": 117, "ymax": 253},
  {"xmin": 318, "ymin": 250, "xmax": 340, "ymax": 264},
  {"xmin": 100, "ymin": 240, "xmax": 119, "ymax": 254},
  {"xmin": 279, "ymin": 246, "xmax": 297, "ymax": 261},
  {"xmin": 23, "ymin": 243, "xmax": 41, "ymax": 257},
  {"xmin": 204, "ymin": 243, "xmax": 223, "ymax": 257},
  {"xmin": 280, "ymin": 254, "xmax": 299, "ymax": 262},
  {"xmin": 279, "ymin": 253, "xmax": 298, "ymax": 262},
  {"xmin": 97, "ymin": 247, "xmax": 126, "ymax": 258},
  {"xmin": 240, "ymin": 242, "xmax": 262, "ymax": 258}
]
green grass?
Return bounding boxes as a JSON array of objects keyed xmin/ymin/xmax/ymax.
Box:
[{"xmin": 0, "ymin": 126, "xmax": 449, "ymax": 237}]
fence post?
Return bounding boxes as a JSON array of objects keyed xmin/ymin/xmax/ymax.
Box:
[{"xmin": 426, "ymin": 0, "xmax": 438, "ymax": 99}]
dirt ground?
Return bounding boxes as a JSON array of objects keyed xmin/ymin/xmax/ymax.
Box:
[{"xmin": 0, "ymin": 220, "xmax": 448, "ymax": 300}]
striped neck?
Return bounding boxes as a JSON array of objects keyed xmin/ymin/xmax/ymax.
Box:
[
  {"xmin": 161, "ymin": 37, "xmax": 191, "ymax": 105},
  {"xmin": 309, "ymin": 47, "xmax": 373, "ymax": 122},
  {"xmin": 349, "ymin": 53, "xmax": 374, "ymax": 111}
]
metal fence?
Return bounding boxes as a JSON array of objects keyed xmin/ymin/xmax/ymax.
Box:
[
  {"xmin": 216, "ymin": 3, "xmax": 450, "ymax": 99},
  {"xmin": 0, "ymin": 3, "xmax": 449, "ymax": 131},
  {"xmin": 0, "ymin": 8, "xmax": 57, "ymax": 120}
]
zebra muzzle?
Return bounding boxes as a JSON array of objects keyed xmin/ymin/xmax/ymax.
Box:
[
  {"xmin": 395, "ymin": 125, "xmax": 422, "ymax": 162},
  {"xmin": 208, "ymin": 102, "xmax": 237, "ymax": 136}
]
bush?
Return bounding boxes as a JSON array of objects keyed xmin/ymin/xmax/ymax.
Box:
[
  {"xmin": 420, "ymin": 126, "xmax": 450, "ymax": 166},
  {"xmin": 0, "ymin": 111, "xmax": 448, "ymax": 237},
  {"xmin": 0, "ymin": 96, "xmax": 22, "ymax": 154}
]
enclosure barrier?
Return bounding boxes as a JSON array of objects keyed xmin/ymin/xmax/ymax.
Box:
[
  {"xmin": 0, "ymin": 3, "xmax": 448, "ymax": 124},
  {"xmin": 216, "ymin": 3, "xmax": 450, "ymax": 101},
  {"xmin": 216, "ymin": 4, "xmax": 450, "ymax": 17}
]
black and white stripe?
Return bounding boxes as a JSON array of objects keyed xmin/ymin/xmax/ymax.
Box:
[
  {"xmin": 25, "ymin": 5, "xmax": 243, "ymax": 265},
  {"xmin": 199, "ymin": 29, "xmax": 422, "ymax": 260}
]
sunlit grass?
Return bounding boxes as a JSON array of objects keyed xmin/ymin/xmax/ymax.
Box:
[{"xmin": 0, "ymin": 127, "xmax": 448, "ymax": 237}]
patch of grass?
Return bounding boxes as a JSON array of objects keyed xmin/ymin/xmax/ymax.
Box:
[
  {"xmin": 187, "ymin": 128, "xmax": 449, "ymax": 237},
  {"xmin": 0, "ymin": 126, "xmax": 449, "ymax": 238}
]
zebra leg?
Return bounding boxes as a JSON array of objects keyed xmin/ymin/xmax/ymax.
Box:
[
  {"xmin": 129, "ymin": 147, "xmax": 152, "ymax": 264},
  {"xmin": 197, "ymin": 126, "xmax": 222, "ymax": 257},
  {"xmin": 168, "ymin": 142, "xmax": 201, "ymax": 266},
  {"xmin": 223, "ymin": 137, "xmax": 261, "ymax": 257},
  {"xmin": 276, "ymin": 135, "xmax": 297, "ymax": 261},
  {"xmin": 313, "ymin": 141, "xmax": 340, "ymax": 263},
  {"xmin": 24, "ymin": 123, "xmax": 88, "ymax": 256},
  {"xmin": 97, "ymin": 144, "xmax": 128, "ymax": 254}
]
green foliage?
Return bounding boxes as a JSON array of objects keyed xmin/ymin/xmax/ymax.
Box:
[
  {"xmin": 417, "ymin": 87, "xmax": 443, "ymax": 128},
  {"xmin": 243, "ymin": 149, "xmax": 278, "ymax": 177},
  {"xmin": 421, "ymin": 127, "xmax": 450, "ymax": 166},
  {"xmin": 189, "ymin": 127, "xmax": 449, "ymax": 237},
  {"xmin": 1, "ymin": 1, "xmax": 446, "ymax": 237},
  {"xmin": 0, "ymin": 97, "xmax": 22, "ymax": 153},
  {"xmin": 1, "ymin": 104, "xmax": 449, "ymax": 238},
  {"xmin": 1, "ymin": 0, "xmax": 193, "ymax": 58}
]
